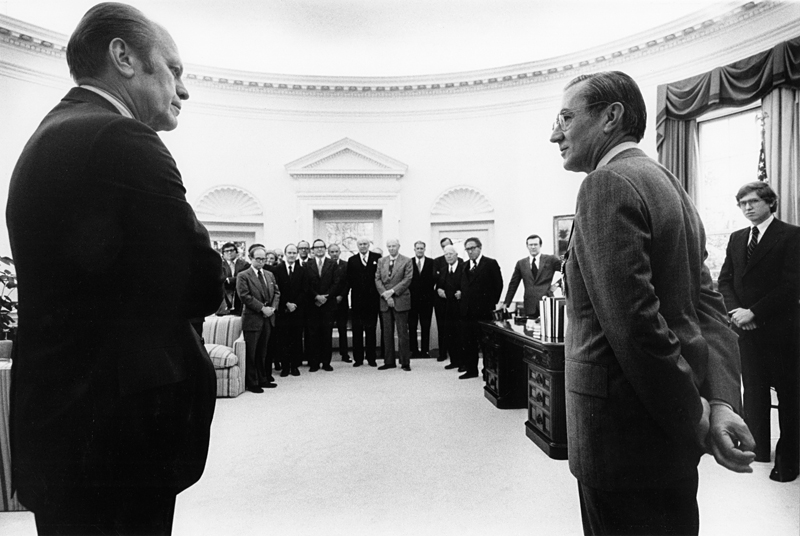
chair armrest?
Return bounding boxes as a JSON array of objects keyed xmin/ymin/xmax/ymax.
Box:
[{"xmin": 233, "ymin": 334, "xmax": 246, "ymax": 380}]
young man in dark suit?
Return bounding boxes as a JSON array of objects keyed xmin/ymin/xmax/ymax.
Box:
[
  {"xmin": 718, "ymin": 181, "xmax": 800, "ymax": 483},
  {"xmin": 347, "ymin": 237, "xmax": 381, "ymax": 367},
  {"xmin": 328, "ymin": 243, "xmax": 352, "ymax": 363},
  {"xmin": 459, "ymin": 237, "xmax": 503, "ymax": 379},
  {"xmin": 437, "ymin": 245, "xmax": 466, "ymax": 371},
  {"xmin": 502, "ymin": 234, "xmax": 561, "ymax": 318},
  {"xmin": 273, "ymin": 243, "xmax": 308, "ymax": 377},
  {"xmin": 237, "ymin": 247, "xmax": 280, "ymax": 392},
  {"xmin": 305, "ymin": 239, "xmax": 341, "ymax": 371},
  {"xmin": 409, "ymin": 240, "xmax": 436, "ymax": 359},
  {"xmin": 6, "ymin": 4, "xmax": 223, "ymax": 533},
  {"xmin": 550, "ymin": 70, "xmax": 755, "ymax": 535},
  {"xmin": 220, "ymin": 241, "xmax": 250, "ymax": 315}
]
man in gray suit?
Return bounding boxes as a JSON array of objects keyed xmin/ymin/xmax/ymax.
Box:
[
  {"xmin": 502, "ymin": 234, "xmax": 561, "ymax": 318},
  {"xmin": 237, "ymin": 246, "xmax": 280, "ymax": 393},
  {"xmin": 549, "ymin": 71, "xmax": 755, "ymax": 535},
  {"xmin": 375, "ymin": 239, "xmax": 414, "ymax": 371}
]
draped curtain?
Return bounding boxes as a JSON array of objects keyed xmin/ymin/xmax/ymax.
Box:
[
  {"xmin": 656, "ymin": 36, "xmax": 800, "ymax": 225},
  {"xmin": 763, "ymin": 87, "xmax": 800, "ymax": 224}
]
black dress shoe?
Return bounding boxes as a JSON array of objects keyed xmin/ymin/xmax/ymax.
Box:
[
  {"xmin": 280, "ymin": 370, "xmax": 290, "ymax": 377},
  {"xmin": 322, "ymin": 364, "xmax": 334, "ymax": 371},
  {"xmin": 309, "ymin": 366, "xmax": 319, "ymax": 372},
  {"xmin": 459, "ymin": 371, "xmax": 479, "ymax": 379},
  {"xmin": 261, "ymin": 382, "xmax": 277, "ymax": 389},
  {"xmin": 401, "ymin": 365, "xmax": 411, "ymax": 371},
  {"xmin": 341, "ymin": 355, "xmax": 352, "ymax": 363},
  {"xmin": 378, "ymin": 364, "xmax": 396, "ymax": 370},
  {"xmin": 436, "ymin": 356, "xmax": 447, "ymax": 362},
  {"xmin": 353, "ymin": 361, "xmax": 363, "ymax": 367},
  {"xmin": 368, "ymin": 361, "xmax": 378, "ymax": 367},
  {"xmin": 770, "ymin": 460, "xmax": 799, "ymax": 482},
  {"xmin": 290, "ymin": 368, "xmax": 300, "ymax": 376},
  {"xmin": 444, "ymin": 363, "xmax": 459, "ymax": 370},
  {"xmin": 246, "ymin": 385, "xmax": 264, "ymax": 393}
]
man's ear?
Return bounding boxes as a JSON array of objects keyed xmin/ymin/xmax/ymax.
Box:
[
  {"xmin": 108, "ymin": 37, "xmax": 136, "ymax": 79},
  {"xmin": 602, "ymin": 102, "xmax": 625, "ymax": 134}
]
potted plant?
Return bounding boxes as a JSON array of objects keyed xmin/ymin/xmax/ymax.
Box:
[{"xmin": 0, "ymin": 256, "xmax": 17, "ymax": 347}]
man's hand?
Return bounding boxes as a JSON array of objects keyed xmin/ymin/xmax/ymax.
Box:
[
  {"xmin": 315, "ymin": 294, "xmax": 327, "ymax": 306},
  {"xmin": 706, "ymin": 403, "xmax": 756, "ymax": 473},
  {"xmin": 262, "ymin": 306, "xmax": 275, "ymax": 318},
  {"xmin": 454, "ymin": 290, "xmax": 461, "ymax": 300},
  {"xmin": 437, "ymin": 289, "xmax": 446, "ymax": 299},
  {"xmin": 381, "ymin": 289, "xmax": 394, "ymax": 300},
  {"xmin": 729, "ymin": 308, "xmax": 756, "ymax": 329},
  {"xmin": 336, "ymin": 296, "xmax": 343, "ymax": 303},
  {"xmin": 694, "ymin": 397, "xmax": 711, "ymax": 449},
  {"xmin": 387, "ymin": 297, "xmax": 395, "ymax": 309},
  {"xmin": 286, "ymin": 302, "xmax": 297, "ymax": 313}
]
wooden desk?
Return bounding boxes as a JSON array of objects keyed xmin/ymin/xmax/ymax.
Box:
[{"xmin": 479, "ymin": 321, "xmax": 567, "ymax": 460}]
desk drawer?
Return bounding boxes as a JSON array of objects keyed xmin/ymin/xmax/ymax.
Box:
[
  {"xmin": 528, "ymin": 366, "xmax": 552, "ymax": 393},
  {"xmin": 529, "ymin": 383, "xmax": 551, "ymax": 411},
  {"xmin": 528, "ymin": 404, "xmax": 552, "ymax": 437}
]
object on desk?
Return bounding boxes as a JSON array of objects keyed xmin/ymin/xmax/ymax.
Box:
[{"xmin": 540, "ymin": 296, "xmax": 565, "ymax": 341}]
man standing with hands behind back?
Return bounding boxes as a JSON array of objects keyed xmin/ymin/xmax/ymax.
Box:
[
  {"xmin": 718, "ymin": 181, "xmax": 800, "ymax": 483},
  {"xmin": 502, "ymin": 234, "xmax": 561, "ymax": 318},
  {"xmin": 550, "ymin": 70, "xmax": 755, "ymax": 535},
  {"xmin": 6, "ymin": 3, "xmax": 223, "ymax": 534}
]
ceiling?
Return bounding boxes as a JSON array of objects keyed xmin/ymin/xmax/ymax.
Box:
[{"xmin": 0, "ymin": 0, "xmax": 748, "ymax": 76}]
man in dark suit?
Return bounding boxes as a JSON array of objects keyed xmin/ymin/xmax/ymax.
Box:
[
  {"xmin": 550, "ymin": 70, "xmax": 756, "ymax": 535},
  {"xmin": 5, "ymin": 4, "xmax": 222, "ymax": 534},
  {"xmin": 432, "ymin": 237, "xmax": 455, "ymax": 362},
  {"xmin": 273, "ymin": 243, "xmax": 308, "ymax": 377},
  {"xmin": 459, "ymin": 237, "xmax": 503, "ymax": 379},
  {"xmin": 220, "ymin": 241, "xmax": 249, "ymax": 315},
  {"xmin": 347, "ymin": 237, "xmax": 381, "ymax": 367},
  {"xmin": 437, "ymin": 245, "xmax": 466, "ymax": 371},
  {"xmin": 718, "ymin": 181, "xmax": 800, "ymax": 483},
  {"xmin": 409, "ymin": 240, "xmax": 436, "ymax": 359},
  {"xmin": 305, "ymin": 239, "xmax": 341, "ymax": 371},
  {"xmin": 329, "ymin": 243, "xmax": 351, "ymax": 363},
  {"xmin": 237, "ymin": 246, "xmax": 280, "ymax": 393},
  {"xmin": 502, "ymin": 234, "xmax": 561, "ymax": 318},
  {"xmin": 375, "ymin": 239, "xmax": 414, "ymax": 370}
]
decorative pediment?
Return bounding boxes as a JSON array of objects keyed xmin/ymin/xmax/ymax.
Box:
[
  {"xmin": 431, "ymin": 186, "xmax": 494, "ymax": 221},
  {"xmin": 194, "ymin": 186, "xmax": 263, "ymax": 223},
  {"xmin": 286, "ymin": 138, "xmax": 407, "ymax": 179}
]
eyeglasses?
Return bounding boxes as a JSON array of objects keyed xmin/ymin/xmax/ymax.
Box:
[
  {"xmin": 297, "ymin": 246, "xmax": 310, "ymax": 250},
  {"xmin": 737, "ymin": 199, "xmax": 765, "ymax": 209},
  {"xmin": 312, "ymin": 245, "xmax": 325, "ymax": 250},
  {"xmin": 465, "ymin": 246, "xmax": 479, "ymax": 251},
  {"xmin": 222, "ymin": 249, "xmax": 236, "ymax": 254},
  {"xmin": 252, "ymin": 257, "xmax": 267, "ymax": 262},
  {"xmin": 552, "ymin": 101, "xmax": 610, "ymax": 132}
]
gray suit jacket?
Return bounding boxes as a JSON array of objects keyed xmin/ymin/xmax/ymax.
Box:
[
  {"xmin": 375, "ymin": 254, "xmax": 413, "ymax": 312},
  {"xmin": 503, "ymin": 254, "xmax": 561, "ymax": 316},
  {"xmin": 564, "ymin": 148, "xmax": 741, "ymax": 490},
  {"xmin": 237, "ymin": 268, "xmax": 280, "ymax": 330}
]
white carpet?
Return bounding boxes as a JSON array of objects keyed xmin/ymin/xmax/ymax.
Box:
[{"xmin": 1, "ymin": 358, "xmax": 798, "ymax": 535}]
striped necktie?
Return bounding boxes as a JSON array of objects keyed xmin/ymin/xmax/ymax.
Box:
[{"xmin": 746, "ymin": 226, "xmax": 759, "ymax": 262}]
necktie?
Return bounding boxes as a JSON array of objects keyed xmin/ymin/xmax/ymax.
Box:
[
  {"xmin": 471, "ymin": 260, "xmax": 477, "ymax": 271},
  {"xmin": 531, "ymin": 257, "xmax": 538, "ymax": 279},
  {"xmin": 418, "ymin": 258, "xmax": 423, "ymax": 272},
  {"xmin": 318, "ymin": 258, "xmax": 323, "ymax": 276},
  {"xmin": 362, "ymin": 255, "xmax": 367, "ymax": 266},
  {"xmin": 257, "ymin": 270, "xmax": 268, "ymax": 295},
  {"xmin": 389, "ymin": 259, "xmax": 394, "ymax": 277},
  {"xmin": 288, "ymin": 263, "xmax": 293, "ymax": 276},
  {"xmin": 747, "ymin": 226, "xmax": 759, "ymax": 261}
]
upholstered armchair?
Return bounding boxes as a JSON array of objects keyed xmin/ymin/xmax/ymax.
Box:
[{"xmin": 202, "ymin": 315, "xmax": 246, "ymax": 398}]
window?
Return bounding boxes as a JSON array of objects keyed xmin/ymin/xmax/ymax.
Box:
[{"xmin": 697, "ymin": 105, "xmax": 763, "ymax": 279}]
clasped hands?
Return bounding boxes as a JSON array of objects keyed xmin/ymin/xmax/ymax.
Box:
[
  {"xmin": 315, "ymin": 294, "xmax": 328, "ymax": 307},
  {"xmin": 260, "ymin": 305, "xmax": 275, "ymax": 318},
  {"xmin": 728, "ymin": 308, "xmax": 757, "ymax": 331},
  {"xmin": 695, "ymin": 397, "xmax": 756, "ymax": 473},
  {"xmin": 381, "ymin": 289, "xmax": 396, "ymax": 308}
]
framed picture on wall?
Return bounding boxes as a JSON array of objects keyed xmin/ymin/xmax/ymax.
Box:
[{"xmin": 553, "ymin": 214, "xmax": 574, "ymax": 259}]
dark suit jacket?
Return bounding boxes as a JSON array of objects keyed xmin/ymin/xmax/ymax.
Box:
[
  {"xmin": 272, "ymin": 260, "xmax": 309, "ymax": 326},
  {"xmin": 237, "ymin": 268, "xmax": 280, "ymax": 331},
  {"xmin": 6, "ymin": 87, "xmax": 223, "ymax": 509},
  {"xmin": 223, "ymin": 257, "xmax": 250, "ymax": 291},
  {"xmin": 459, "ymin": 256, "xmax": 503, "ymax": 319},
  {"xmin": 332, "ymin": 259, "xmax": 350, "ymax": 310},
  {"xmin": 305, "ymin": 257, "xmax": 341, "ymax": 312},
  {"xmin": 503, "ymin": 254, "xmax": 561, "ymax": 317},
  {"xmin": 718, "ymin": 218, "xmax": 800, "ymax": 336},
  {"xmin": 375, "ymin": 254, "xmax": 414, "ymax": 313},
  {"xmin": 410, "ymin": 256, "xmax": 436, "ymax": 309},
  {"xmin": 564, "ymin": 148, "xmax": 742, "ymax": 491},
  {"xmin": 437, "ymin": 260, "xmax": 465, "ymax": 312},
  {"xmin": 347, "ymin": 251, "xmax": 381, "ymax": 314}
]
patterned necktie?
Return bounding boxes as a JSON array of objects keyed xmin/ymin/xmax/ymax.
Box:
[
  {"xmin": 747, "ymin": 226, "xmax": 759, "ymax": 262},
  {"xmin": 257, "ymin": 270, "xmax": 268, "ymax": 295},
  {"xmin": 362, "ymin": 254, "xmax": 367, "ymax": 266},
  {"xmin": 389, "ymin": 259, "xmax": 394, "ymax": 277},
  {"xmin": 531, "ymin": 257, "xmax": 538, "ymax": 279},
  {"xmin": 418, "ymin": 258, "xmax": 422, "ymax": 272}
]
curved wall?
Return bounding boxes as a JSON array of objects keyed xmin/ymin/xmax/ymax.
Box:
[{"xmin": 2, "ymin": 1, "xmax": 800, "ymax": 275}]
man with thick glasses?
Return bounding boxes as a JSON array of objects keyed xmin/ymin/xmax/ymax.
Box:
[
  {"xmin": 220, "ymin": 241, "xmax": 250, "ymax": 315},
  {"xmin": 718, "ymin": 181, "xmax": 800, "ymax": 483},
  {"xmin": 550, "ymin": 71, "xmax": 755, "ymax": 535}
]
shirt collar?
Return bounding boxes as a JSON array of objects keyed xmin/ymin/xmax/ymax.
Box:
[
  {"xmin": 472, "ymin": 254, "xmax": 483, "ymax": 266},
  {"xmin": 754, "ymin": 214, "xmax": 774, "ymax": 236},
  {"xmin": 596, "ymin": 141, "xmax": 639, "ymax": 170},
  {"xmin": 78, "ymin": 85, "xmax": 134, "ymax": 119},
  {"xmin": 529, "ymin": 253, "xmax": 540, "ymax": 264}
]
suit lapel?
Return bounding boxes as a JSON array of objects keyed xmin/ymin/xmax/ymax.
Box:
[{"xmin": 745, "ymin": 220, "xmax": 783, "ymax": 274}]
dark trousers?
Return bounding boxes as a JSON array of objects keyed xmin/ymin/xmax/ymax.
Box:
[
  {"xmin": 408, "ymin": 302, "xmax": 433, "ymax": 355},
  {"xmin": 443, "ymin": 303, "xmax": 463, "ymax": 367},
  {"xmin": 433, "ymin": 298, "xmax": 447, "ymax": 359},
  {"xmin": 577, "ymin": 472, "xmax": 699, "ymax": 536},
  {"xmin": 244, "ymin": 323, "xmax": 271, "ymax": 387},
  {"xmin": 739, "ymin": 329, "xmax": 799, "ymax": 467},
  {"xmin": 277, "ymin": 316, "xmax": 304, "ymax": 371},
  {"xmin": 461, "ymin": 313, "xmax": 489, "ymax": 375},
  {"xmin": 35, "ymin": 486, "xmax": 176, "ymax": 535},
  {"xmin": 335, "ymin": 302, "xmax": 350, "ymax": 356},
  {"xmin": 307, "ymin": 306, "xmax": 334, "ymax": 367},
  {"xmin": 351, "ymin": 307, "xmax": 378, "ymax": 364}
]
